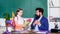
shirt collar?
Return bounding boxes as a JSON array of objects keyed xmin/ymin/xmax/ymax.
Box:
[
  {"xmin": 38, "ymin": 15, "xmax": 43, "ymax": 21},
  {"xmin": 17, "ymin": 15, "xmax": 21, "ymax": 17}
]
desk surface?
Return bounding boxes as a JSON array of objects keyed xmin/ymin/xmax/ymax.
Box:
[{"xmin": 11, "ymin": 30, "xmax": 60, "ymax": 34}]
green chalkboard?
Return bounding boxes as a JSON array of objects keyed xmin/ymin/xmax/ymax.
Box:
[{"xmin": 0, "ymin": 0, "xmax": 47, "ymax": 18}]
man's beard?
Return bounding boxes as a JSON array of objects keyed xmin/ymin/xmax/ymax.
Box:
[{"xmin": 35, "ymin": 14, "xmax": 40, "ymax": 20}]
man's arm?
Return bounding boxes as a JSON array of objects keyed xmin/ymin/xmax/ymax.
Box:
[
  {"xmin": 38, "ymin": 19, "xmax": 49, "ymax": 31},
  {"xmin": 31, "ymin": 18, "xmax": 36, "ymax": 29}
]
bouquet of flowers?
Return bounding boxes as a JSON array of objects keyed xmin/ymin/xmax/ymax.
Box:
[{"xmin": 24, "ymin": 18, "xmax": 32, "ymax": 29}]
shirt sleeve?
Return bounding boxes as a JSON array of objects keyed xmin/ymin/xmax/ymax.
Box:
[{"xmin": 14, "ymin": 17, "xmax": 17, "ymax": 22}]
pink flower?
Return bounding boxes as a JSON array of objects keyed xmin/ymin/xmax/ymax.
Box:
[{"xmin": 27, "ymin": 18, "xmax": 32, "ymax": 23}]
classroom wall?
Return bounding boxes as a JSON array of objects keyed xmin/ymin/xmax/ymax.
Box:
[
  {"xmin": 0, "ymin": 0, "xmax": 47, "ymax": 18},
  {"xmin": 48, "ymin": 0, "xmax": 60, "ymax": 30}
]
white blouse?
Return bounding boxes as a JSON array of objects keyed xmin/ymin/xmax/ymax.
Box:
[{"xmin": 14, "ymin": 15, "xmax": 24, "ymax": 25}]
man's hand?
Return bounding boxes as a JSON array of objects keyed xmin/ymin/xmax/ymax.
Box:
[
  {"xmin": 33, "ymin": 20, "xmax": 38, "ymax": 25},
  {"xmin": 33, "ymin": 20, "xmax": 41, "ymax": 26},
  {"xmin": 37, "ymin": 21, "xmax": 41, "ymax": 26}
]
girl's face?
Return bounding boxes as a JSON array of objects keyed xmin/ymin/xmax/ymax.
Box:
[{"xmin": 18, "ymin": 10, "xmax": 23, "ymax": 16}]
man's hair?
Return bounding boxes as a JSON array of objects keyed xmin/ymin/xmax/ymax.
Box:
[{"xmin": 35, "ymin": 8, "xmax": 44, "ymax": 15}]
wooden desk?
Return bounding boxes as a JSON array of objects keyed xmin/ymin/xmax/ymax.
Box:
[
  {"xmin": 49, "ymin": 33, "xmax": 60, "ymax": 34},
  {"xmin": 11, "ymin": 30, "xmax": 48, "ymax": 34}
]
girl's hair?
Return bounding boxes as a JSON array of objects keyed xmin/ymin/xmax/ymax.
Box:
[{"xmin": 15, "ymin": 8, "xmax": 23, "ymax": 16}]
